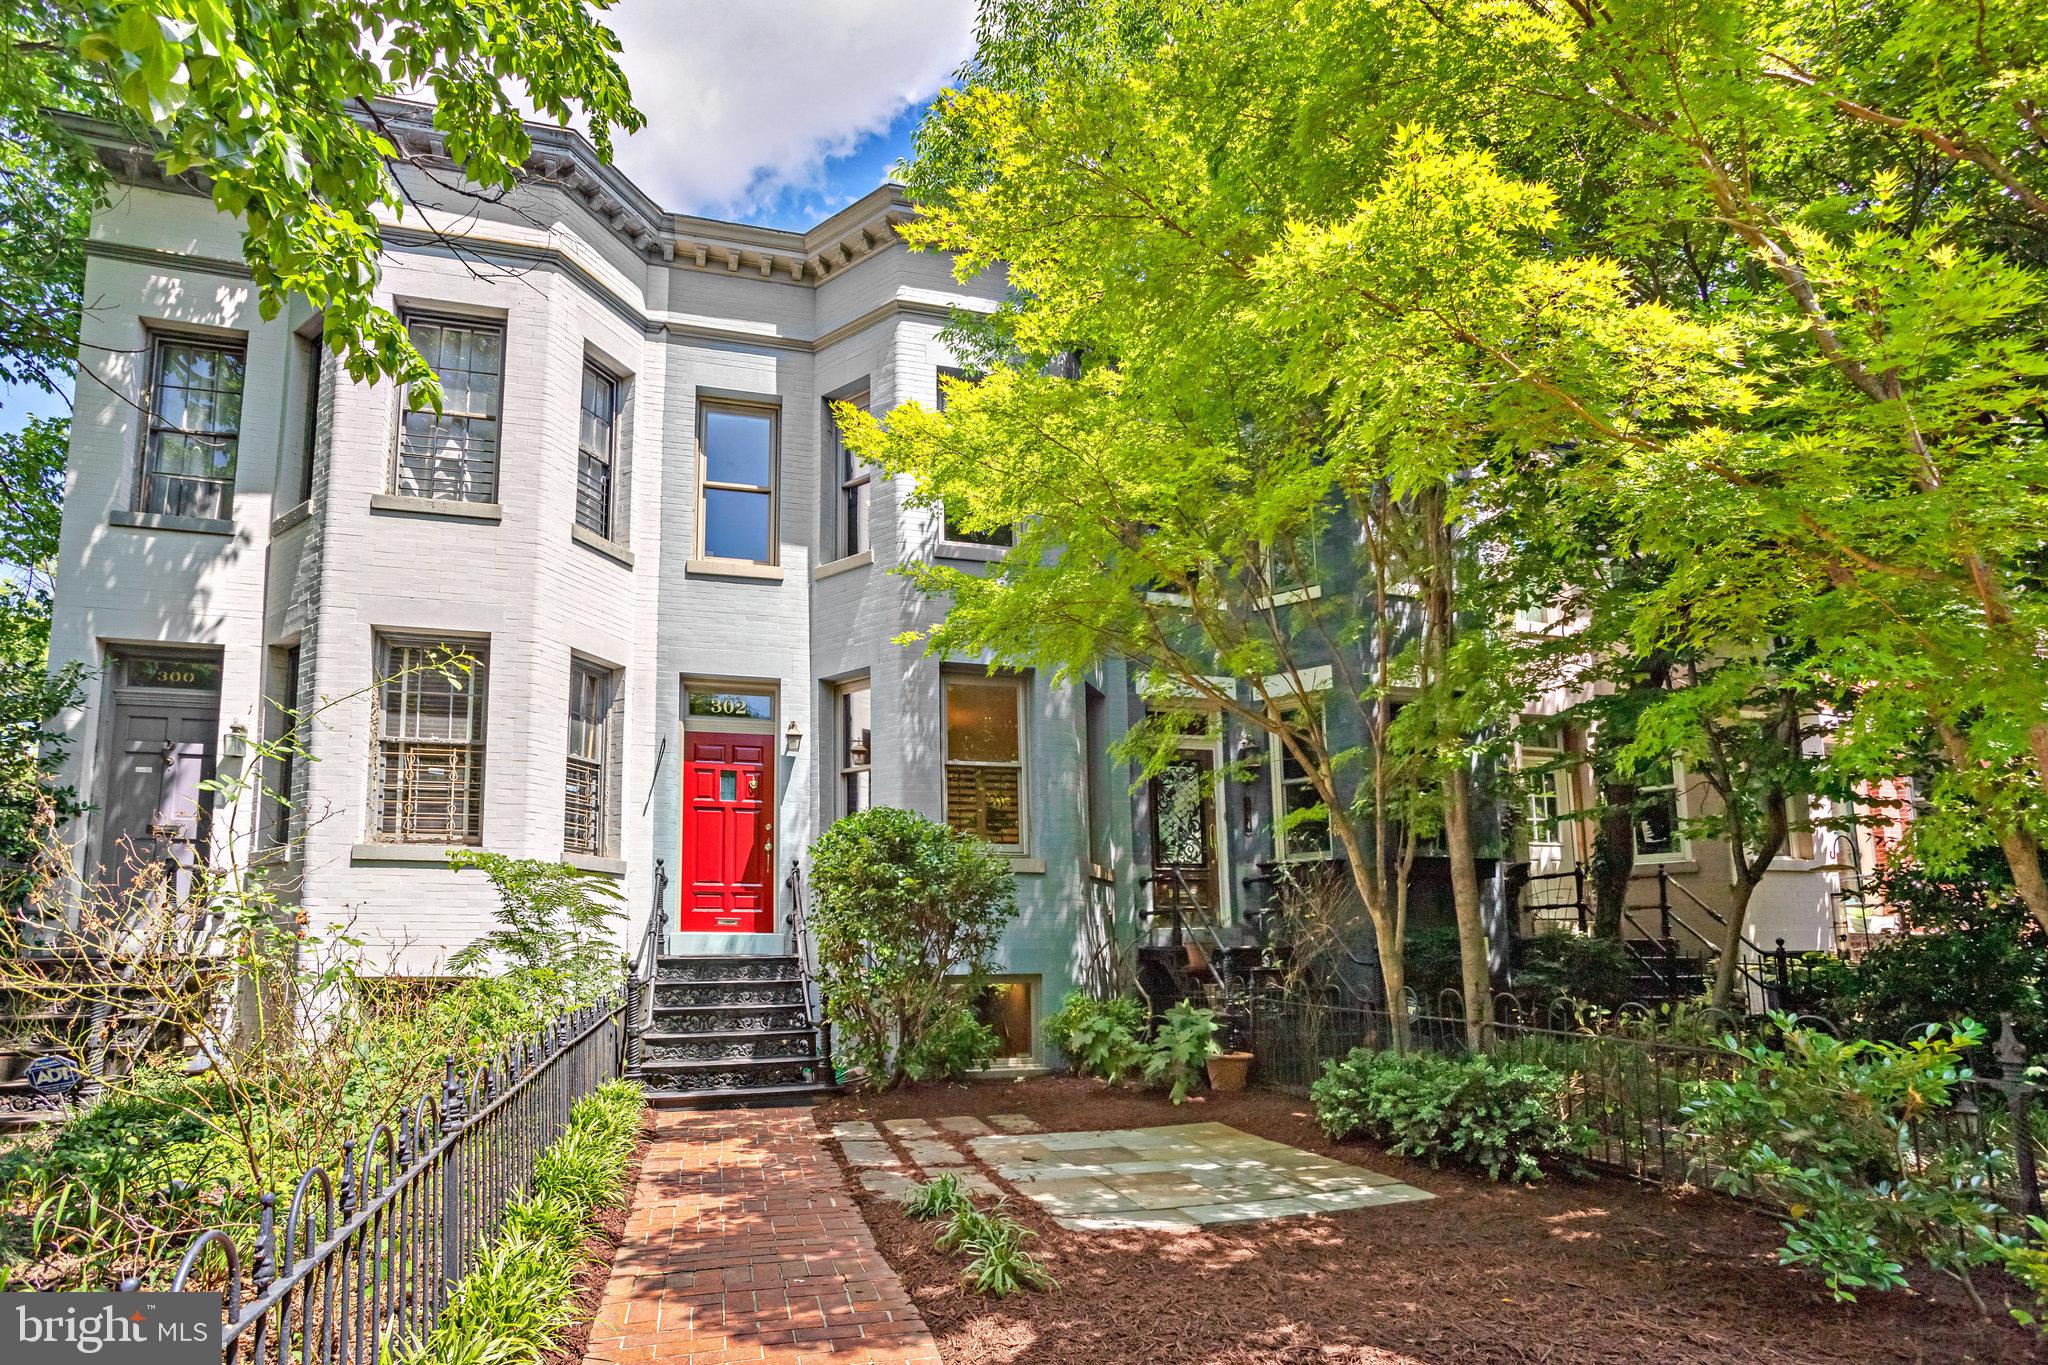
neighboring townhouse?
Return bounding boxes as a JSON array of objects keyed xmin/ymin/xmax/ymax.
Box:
[{"xmin": 44, "ymin": 106, "xmax": 1849, "ymax": 1086}]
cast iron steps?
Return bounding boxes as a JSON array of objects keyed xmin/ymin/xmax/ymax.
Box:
[{"xmin": 636, "ymin": 952, "xmax": 838, "ymax": 1109}]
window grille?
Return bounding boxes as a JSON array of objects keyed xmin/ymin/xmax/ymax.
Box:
[{"xmin": 373, "ymin": 639, "xmax": 487, "ymax": 843}]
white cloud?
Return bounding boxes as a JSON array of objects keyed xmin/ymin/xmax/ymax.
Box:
[{"xmin": 598, "ymin": 0, "xmax": 975, "ymax": 219}]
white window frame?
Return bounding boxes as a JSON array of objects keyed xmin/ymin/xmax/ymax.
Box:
[
  {"xmin": 935, "ymin": 367, "xmax": 1014, "ymax": 550},
  {"xmin": 836, "ymin": 677, "xmax": 873, "ymax": 819},
  {"xmin": 696, "ymin": 399, "xmax": 779, "ymax": 565},
  {"xmin": 1634, "ymin": 760, "xmax": 1690, "ymax": 863},
  {"xmin": 942, "ymin": 673, "xmax": 1028, "ymax": 851},
  {"xmin": 1268, "ymin": 699, "xmax": 1334, "ymax": 864}
]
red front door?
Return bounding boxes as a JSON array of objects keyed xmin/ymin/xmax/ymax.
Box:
[{"xmin": 681, "ymin": 732, "xmax": 774, "ymax": 933}]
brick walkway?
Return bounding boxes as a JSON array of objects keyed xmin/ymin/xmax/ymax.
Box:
[{"xmin": 583, "ymin": 1107, "xmax": 941, "ymax": 1365}]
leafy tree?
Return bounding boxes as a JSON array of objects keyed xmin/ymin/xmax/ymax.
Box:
[
  {"xmin": 804, "ymin": 807, "xmax": 1016, "ymax": 1090},
  {"xmin": 446, "ymin": 850, "xmax": 624, "ymax": 1008},
  {"xmin": 2, "ymin": 0, "xmax": 643, "ymax": 409},
  {"xmin": 0, "ymin": 417, "xmax": 81, "ymax": 892}
]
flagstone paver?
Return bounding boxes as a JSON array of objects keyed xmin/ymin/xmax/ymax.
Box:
[
  {"xmin": 880, "ymin": 1117, "xmax": 937, "ymax": 1137},
  {"xmin": 968, "ymin": 1123, "xmax": 1432, "ymax": 1231},
  {"xmin": 987, "ymin": 1113, "xmax": 1042, "ymax": 1133},
  {"xmin": 583, "ymin": 1108, "xmax": 939, "ymax": 1365},
  {"xmin": 899, "ymin": 1138, "xmax": 966, "ymax": 1167},
  {"xmin": 933, "ymin": 1116, "xmax": 991, "ymax": 1136},
  {"xmin": 837, "ymin": 1140, "xmax": 900, "ymax": 1168}
]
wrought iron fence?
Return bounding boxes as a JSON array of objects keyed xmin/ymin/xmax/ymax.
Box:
[
  {"xmin": 124, "ymin": 996, "xmax": 627, "ymax": 1363},
  {"xmin": 1249, "ymin": 990, "xmax": 2045, "ymax": 1223}
]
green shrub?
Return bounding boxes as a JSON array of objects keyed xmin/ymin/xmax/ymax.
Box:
[
  {"xmin": 1514, "ymin": 930, "xmax": 1634, "ymax": 1012},
  {"xmin": 406, "ymin": 1079, "xmax": 643, "ymax": 1364},
  {"xmin": 1403, "ymin": 924, "xmax": 1465, "ymax": 1006},
  {"xmin": 903, "ymin": 1005, "xmax": 1001, "ymax": 1082},
  {"xmin": 446, "ymin": 851, "xmax": 625, "ymax": 1007},
  {"xmin": 1144, "ymin": 1001, "xmax": 1220, "ymax": 1104},
  {"xmin": 1044, "ymin": 992, "xmax": 1148, "ymax": 1082},
  {"xmin": 1311, "ymin": 1046, "xmax": 1588, "ymax": 1182},
  {"xmin": 904, "ymin": 1173, "xmax": 973, "ymax": 1221},
  {"xmin": 805, "ymin": 808, "xmax": 1016, "ymax": 1089},
  {"xmin": 1682, "ymin": 1016, "xmax": 2014, "ymax": 1304}
]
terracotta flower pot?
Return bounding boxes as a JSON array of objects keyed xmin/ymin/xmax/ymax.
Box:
[
  {"xmin": 1185, "ymin": 942, "xmax": 1209, "ymax": 974},
  {"xmin": 1206, "ymin": 1051, "xmax": 1253, "ymax": 1093}
]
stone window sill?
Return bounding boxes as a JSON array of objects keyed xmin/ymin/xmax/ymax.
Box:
[
  {"xmin": 813, "ymin": 548, "xmax": 873, "ymax": 580},
  {"xmin": 1003, "ymin": 855, "xmax": 1047, "ymax": 876},
  {"xmin": 936, "ymin": 540, "xmax": 1007, "ymax": 563},
  {"xmin": 349, "ymin": 842, "xmax": 477, "ymax": 865},
  {"xmin": 564, "ymin": 852, "xmax": 627, "ymax": 875},
  {"xmin": 686, "ymin": 558, "xmax": 784, "ymax": 581},
  {"xmin": 571, "ymin": 523, "xmax": 635, "ymax": 567},
  {"xmin": 110, "ymin": 509, "xmax": 233, "ymax": 536},
  {"xmin": 271, "ymin": 502, "xmax": 312, "ymax": 536},
  {"xmin": 370, "ymin": 493, "xmax": 503, "ymax": 522}
]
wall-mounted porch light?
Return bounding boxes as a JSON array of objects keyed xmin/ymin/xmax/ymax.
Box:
[
  {"xmin": 784, "ymin": 719, "xmax": 803, "ymax": 756},
  {"xmin": 223, "ymin": 722, "xmax": 250, "ymax": 764}
]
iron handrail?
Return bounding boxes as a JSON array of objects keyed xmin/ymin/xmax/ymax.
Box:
[{"xmin": 783, "ymin": 859, "xmax": 830, "ymax": 1068}]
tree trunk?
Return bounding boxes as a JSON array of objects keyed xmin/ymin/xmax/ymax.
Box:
[
  {"xmin": 1368, "ymin": 905, "xmax": 1409, "ymax": 1049},
  {"xmin": 1441, "ymin": 766, "xmax": 1494, "ymax": 1045},
  {"xmin": 1995, "ymin": 824, "xmax": 2048, "ymax": 940},
  {"xmin": 1711, "ymin": 875, "xmax": 1760, "ymax": 1010},
  {"xmin": 1589, "ymin": 780, "xmax": 1636, "ymax": 939}
]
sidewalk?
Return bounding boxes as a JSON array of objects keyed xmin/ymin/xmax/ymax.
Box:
[{"xmin": 583, "ymin": 1107, "xmax": 941, "ymax": 1365}]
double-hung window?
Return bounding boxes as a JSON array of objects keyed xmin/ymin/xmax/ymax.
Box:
[
  {"xmin": 832, "ymin": 391, "xmax": 871, "ymax": 558},
  {"xmin": 141, "ymin": 336, "xmax": 245, "ymax": 520},
  {"xmin": 698, "ymin": 403, "xmax": 776, "ymax": 563},
  {"xmin": 944, "ymin": 676, "xmax": 1025, "ymax": 848},
  {"xmin": 372, "ymin": 637, "xmax": 488, "ymax": 844},
  {"xmin": 293, "ymin": 334, "xmax": 322, "ymax": 506},
  {"xmin": 936, "ymin": 368, "xmax": 1013, "ymax": 548},
  {"xmin": 396, "ymin": 316, "xmax": 502, "ymax": 503},
  {"xmin": 838, "ymin": 680, "xmax": 873, "ymax": 816},
  {"xmin": 1635, "ymin": 762, "xmax": 1686, "ymax": 859},
  {"xmin": 576, "ymin": 364, "xmax": 617, "ymax": 538},
  {"xmin": 565, "ymin": 662, "xmax": 616, "ymax": 855},
  {"xmin": 1271, "ymin": 736, "xmax": 1333, "ymax": 861}
]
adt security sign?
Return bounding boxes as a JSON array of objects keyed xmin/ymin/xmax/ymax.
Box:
[
  {"xmin": 23, "ymin": 1055, "xmax": 83, "ymax": 1096},
  {"xmin": 3, "ymin": 1293, "xmax": 218, "ymax": 1364}
]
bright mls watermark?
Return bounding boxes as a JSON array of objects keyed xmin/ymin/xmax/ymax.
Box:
[{"xmin": 2, "ymin": 1294, "xmax": 216, "ymax": 1364}]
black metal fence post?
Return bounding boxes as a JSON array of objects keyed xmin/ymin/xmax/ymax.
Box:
[{"xmin": 439, "ymin": 1059, "xmax": 466, "ymax": 1304}]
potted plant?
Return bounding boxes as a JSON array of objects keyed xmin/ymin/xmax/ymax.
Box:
[{"xmin": 1205, "ymin": 993, "xmax": 1254, "ymax": 1093}]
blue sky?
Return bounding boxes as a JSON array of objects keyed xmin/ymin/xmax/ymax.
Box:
[{"xmin": 0, "ymin": 2, "xmax": 973, "ymax": 438}]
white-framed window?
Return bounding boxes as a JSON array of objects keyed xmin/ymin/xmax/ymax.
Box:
[
  {"xmin": 698, "ymin": 402, "xmax": 777, "ymax": 563},
  {"xmin": 1635, "ymin": 762, "xmax": 1687, "ymax": 860},
  {"xmin": 831, "ymin": 390, "xmax": 871, "ymax": 558},
  {"xmin": 396, "ymin": 316, "xmax": 503, "ymax": 503},
  {"xmin": 1270, "ymin": 723, "xmax": 1333, "ymax": 862},
  {"xmin": 371, "ymin": 636, "xmax": 488, "ymax": 844},
  {"xmin": 576, "ymin": 363, "xmax": 618, "ymax": 539},
  {"xmin": 944, "ymin": 675, "xmax": 1026, "ymax": 848},
  {"xmin": 264, "ymin": 644, "xmax": 301, "ymax": 850},
  {"xmin": 565, "ymin": 661, "xmax": 617, "ymax": 856},
  {"xmin": 936, "ymin": 368, "xmax": 1013, "ymax": 548},
  {"xmin": 292, "ymin": 332, "xmax": 322, "ymax": 506},
  {"xmin": 140, "ymin": 334, "xmax": 246, "ymax": 520},
  {"xmin": 837, "ymin": 679, "xmax": 872, "ymax": 817}
]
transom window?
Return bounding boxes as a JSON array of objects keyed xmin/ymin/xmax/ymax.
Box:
[
  {"xmin": 838, "ymin": 680, "xmax": 872, "ymax": 816},
  {"xmin": 944, "ymin": 676, "xmax": 1025, "ymax": 848},
  {"xmin": 396, "ymin": 316, "xmax": 503, "ymax": 503},
  {"xmin": 576, "ymin": 363, "xmax": 618, "ymax": 538},
  {"xmin": 565, "ymin": 662, "xmax": 616, "ymax": 856},
  {"xmin": 698, "ymin": 403, "xmax": 776, "ymax": 563},
  {"xmin": 141, "ymin": 336, "xmax": 245, "ymax": 520},
  {"xmin": 832, "ymin": 391, "xmax": 872, "ymax": 558},
  {"xmin": 372, "ymin": 638, "xmax": 487, "ymax": 844}
]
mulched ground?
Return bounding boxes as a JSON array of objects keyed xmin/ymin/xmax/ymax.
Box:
[
  {"xmin": 816, "ymin": 1077, "xmax": 2039, "ymax": 1364},
  {"xmin": 544, "ymin": 1114, "xmax": 655, "ymax": 1365}
]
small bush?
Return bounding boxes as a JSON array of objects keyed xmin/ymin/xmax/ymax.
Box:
[
  {"xmin": 406, "ymin": 1079, "xmax": 643, "ymax": 1364},
  {"xmin": 1144, "ymin": 1001, "xmax": 1220, "ymax": 1104},
  {"xmin": 806, "ymin": 808, "xmax": 1017, "ymax": 1089},
  {"xmin": 957, "ymin": 1210, "xmax": 1057, "ymax": 1296},
  {"xmin": 1044, "ymin": 992, "xmax": 1148, "ymax": 1082},
  {"xmin": 1312, "ymin": 1047, "xmax": 1587, "ymax": 1182},
  {"xmin": 903, "ymin": 1004, "xmax": 1001, "ymax": 1082},
  {"xmin": 1682, "ymin": 1017, "xmax": 2013, "ymax": 1304},
  {"xmin": 1515, "ymin": 930, "xmax": 1634, "ymax": 1012}
]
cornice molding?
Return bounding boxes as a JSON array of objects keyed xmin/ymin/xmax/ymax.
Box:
[{"xmin": 73, "ymin": 100, "xmax": 924, "ymax": 289}]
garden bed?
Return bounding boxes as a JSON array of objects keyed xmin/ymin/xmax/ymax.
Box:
[
  {"xmin": 817, "ymin": 1077, "xmax": 2039, "ymax": 1364},
  {"xmin": 540, "ymin": 1106, "xmax": 655, "ymax": 1365}
]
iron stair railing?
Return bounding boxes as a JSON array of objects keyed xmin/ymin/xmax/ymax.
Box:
[
  {"xmin": 622, "ymin": 858, "xmax": 666, "ymax": 1078},
  {"xmin": 782, "ymin": 858, "xmax": 833, "ymax": 1082}
]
